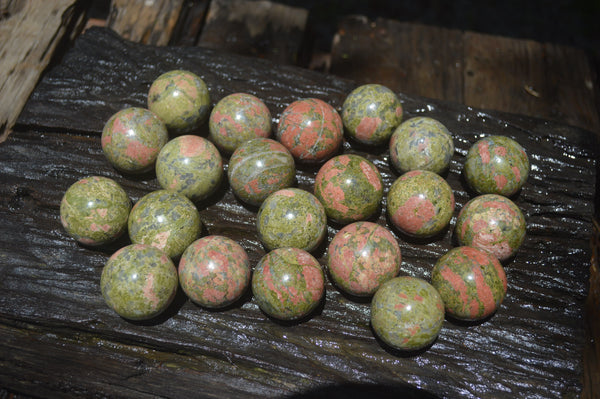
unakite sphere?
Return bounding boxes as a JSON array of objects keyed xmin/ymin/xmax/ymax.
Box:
[
  {"xmin": 228, "ymin": 138, "xmax": 295, "ymax": 206},
  {"xmin": 276, "ymin": 98, "xmax": 343, "ymax": 163},
  {"xmin": 60, "ymin": 176, "xmax": 131, "ymax": 246},
  {"xmin": 156, "ymin": 135, "xmax": 223, "ymax": 201},
  {"xmin": 101, "ymin": 107, "xmax": 169, "ymax": 174},
  {"xmin": 257, "ymin": 188, "xmax": 327, "ymax": 252},
  {"xmin": 342, "ymin": 84, "xmax": 403, "ymax": 146},
  {"xmin": 464, "ymin": 135, "xmax": 529, "ymax": 196},
  {"xmin": 371, "ymin": 276, "xmax": 445, "ymax": 351},
  {"xmin": 252, "ymin": 247, "xmax": 325, "ymax": 320},
  {"xmin": 128, "ymin": 190, "xmax": 202, "ymax": 259},
  {"xmin": 455, "ymin": 194, "xmax": 526, "ymax": 262},
  {"xmin": 148, "ymin": 70, "xmax": 211, "ymax": 134},
  {"xmin": 327, "ymin": 221, "xmax": 401, "ymax": 296},
  {"xmin": 209, "ymin": 93, "xmax": 272, "ymax": 153},
  {"xmin": 178, "ymin": 235, "xmax": 250, "ymax": 308},
  {"xmin": 432, "ymin": 246, "xmax": 507, "ymax": 321},
  {"xmin": 389, "ymin": 117, "xmax": 454, "ymax": 174},
  {"xmin": 314, "ymin": 154, "xmax": 383, "ymax": 224},
  {"xmin": 387, "ymin": 170, "xmax": 455, "ymax": 237},
  {"xmin": 101, "ymin": 244, "xmax": 178, "ymax": 321}
]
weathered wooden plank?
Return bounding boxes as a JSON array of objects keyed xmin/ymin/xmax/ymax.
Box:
[
  {"xmin": 0, "ymin": 0, "xmax": 84, "ymax": 142},
  {"xmin": 168, "ymin": 0, "xmax": 211, "ymax": 46},
  {"xmin": 2, "ymin": 28, "xmax": 597, "ymax": 398},
  {"xmin": 330, "ymin": 17, "xmax": 464, "ymax": 103},
  {"xmin": 106, "ymin": 0, "xmax": 185, "ymax": 46},
  {"xmin": 463, "ymin": 31, "xmax": 600, "ymax": 134},
  {"xmin": 330, "ymin": 16, "xmax": 600, "ymax": 135},
  {"xmin": 197, "ymin": 0, "xmax": 308, "ymax": 65}
]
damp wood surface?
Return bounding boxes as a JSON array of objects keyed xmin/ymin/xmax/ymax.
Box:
[{"xmin": 0, "ymin": 28, "xmax": 598, "ymax": 398}]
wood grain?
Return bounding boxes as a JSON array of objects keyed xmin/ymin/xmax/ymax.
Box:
[
  {"xmin": 2, "ymin": 27, "xmax": 597, "ymax": 398},
  {"xmin": 330, "ymin": 16, "xmax": 600, "ymax": 135},
  {"xmin": 107, "ymin": 0, "xmax": 185, "ymax": 46},
  {"xmin": 198, "ymin": 0, "xmax": 308, "ymax": 65},
  {"xmin": 0, "ymin": 0, "xmax": 84, "ymax": 142}
]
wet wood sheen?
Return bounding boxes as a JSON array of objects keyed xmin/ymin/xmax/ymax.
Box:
[{"xmin": 1, "ymin": 28, "xmax": 597, "ymax": 398}]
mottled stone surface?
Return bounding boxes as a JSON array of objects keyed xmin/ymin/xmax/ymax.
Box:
[
  {"xmin": 178, "ymin": 235, "xmax": 250, "ymax": 308},
  {"xmin": 314, "ymin": 154, "xmax": 383, "ymax": 224},
  {"xmin": 228, "ymin": 138, "xmax": 295, "ymax": 206},
  {"xmin": 101, "ymin": 107, "xmax": 168, "ymax": 174},
  {"xmin": 101, "ymin": 244, "xmax": 178, "ymax": 320},
  {"xmin": 60, "ymin": 176, "xmax": 131, "ymax": 246},
  {"xmin": 464, "ymin": 135, "xmax": 530, "ymax": 196},
  {"xmin": 389, "ymin": 116, "xmax": 454, "ymax": 174},
  {"xmin": 342, "ymin": 84, "xmax": 403, "ymax": 146},
  {"xmin": 371, "ymin": 276, "xmax": 445, "ymax": 351},
  {"xmin": 276, "ymin": 98, "xmax": 343, "ymax": 163},
  {"xmin": 156, "ymin": 135, "xmax": 223, "ymax": 201},
  {"xmin": 252, "ymin": 247, "xmax": 325, "ymax": 321},
  {"xmin": 128, "ymin": 190, "xmax": 202, "ymax": 259},
  {"xmin": 432, "ymin": 246, "xmax": 507, "ymax": 320},
  {"xmin": 455, "ymin": 194, "xmax": 526, "ymax": 261},
  {"xmin": 148, "ymin": 70, "xmax": 211, "ymax": 134},
  {"xmin": 209, "ymin": 93, "xmax": 272, "ymax": 153},
  {"xmin": 327, "ymin": 221, "xmax": 401, "ymax": 296},
  {"xmin": 387, "ymin": 170, "xmax": 455, "ymax": 237},
  {"xmin": 257, "ymin": 188, "xmax": 327, "ymax": 251}
]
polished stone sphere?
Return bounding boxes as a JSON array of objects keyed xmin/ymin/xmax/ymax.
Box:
[
  {"xmin": 342, "ymin": 84, "xmax": 403, "ymax": 146},
  {"xmin": 327, "ymin": 221, "xmax": 401, "ymax": 296},
  {"xmin": 371, "ymin": 276, "xmax": 445, "ymax": 351},
  {"xmin": 252, "ymin": 247, "xmax": 325, "ymax": 321},
  {"xmin": 101, "ymin": 107, "xmax": 168, "ymax": 174},
  {"xmin": 464, "ymin": 135, "xmax": 529, "ymax": 197},
  {"xmin": 178, "ymin": 235, "xmax": 250, "ymax": 308},
  {"xmin": 101, "ymin": 244, "xmax": 178, "ymax": 321},
  {"xmin": 209, "ymin": 92, "xmax": 272, "ymax": 153},
  {"xmin": 156, "ymin": 135, "xmax": 223, "ymax": 201},
  {"xmin": 128, "ymin": 190, "xmax": 202, "ymax": 259},
  {"xmin": 432, "ymin": 246, "xmax": 507, "ymax": 320},
  {"xmin": 148, "ymin": 69, "xmax": 211, "ymax": 134},
  {"xmin": 60, "ymin": 176, "xmax": 131, "ymax": 246}
]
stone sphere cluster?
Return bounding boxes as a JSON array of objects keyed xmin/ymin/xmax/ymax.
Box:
[{"xmin": 59, "ymin": 72, "xmax": 530, "ymax": 352}]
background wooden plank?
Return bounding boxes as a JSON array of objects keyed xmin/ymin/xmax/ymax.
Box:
[
  {"xmin": 106, "ymin": 0, "xmax": 185, "ymax": 46},
  {"xmin": 2, "ymin": 28, "xmax": 596, "ymax": 398},
  {"xmin": 197, "ymin": 0, "xmax": 308, "ymax": 65},
  {"xmin": 330, "ymin": 17, "xmax": 464, "ymax": 103},
  {"xmin": 463, "ymin": 31, "xmax": 600, "ymax": 135},
  {"xmin": 330, "ymin": 16, "xmax": 600, "ymax": 135},
  {"xmin": 0, "ymin": 0, "xmax": 85, "ymax": 142}
]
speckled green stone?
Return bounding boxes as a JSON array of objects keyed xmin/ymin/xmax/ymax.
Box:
[
  {"xmin": 228, "ymin": 138, "xmax": 295, "ymax": 206},
  {"xmin": 128, "ymin": 190, "xmax": 202, "ymax": 259},
  {"xmin": 101, "ymin": 107, "xmax": 169, "ymax": 174},
  {"xmin": 387, "ymin": 170, "xmax": 455, "ymax": 237},
  {"xmin": 178, "ymin": 235, "xmax": 250, "ymax": 308},
  {"xmin": 464, "ymin": 135, "xmax": 530, "ymax": 196},
  {"xmin": 432, "ymin": 246, "xmax": 507, "ymax": 321},
  {"xmin": 156, "ymin": 135, "xmax": 223, "ymax": 201},
  {"xmin": 455, "ymin": 194, "xmax": 526, "ymax": 262},
  {"xmin": 60, "ymin": 176, "xmax": 131, "ymax": 246},
  {"xmin": 252, "ymin": 247, "xmax": 325, "ymax": 321},
  {"xmin": 371, "ymin": 276, "xmax": 445, "ymax": 351},
  {"xmin": 389, "ymin": 117, "xmax": 454, "ymax": 174},
  {"xmin": 148, "ymin": 70, "xmax": 211, "ymax": 134},
  {"xmin": 257, "ymin": 188, "xmax": 327, "ymax": 252},
  {"xmin": 209, "ymin": 93, "xmax": 272, "ymax": 153},
  {"xmin": 327, "ymin": 221, "xmax": 401, "ymax": 296},
  {"xmin": 276, "ymin": 98, "xmax": 343, "ymax": 163},
  {"xmin": 314, "ymin": 154, "xmax": 383, "ymax": 224},
  {"xmin": 342, "ymin": 84, "xmax": 403, "ymax": 146},
  {"xmin": 101, "ymin": 244, "xmax": 178, "ymax": 320}
]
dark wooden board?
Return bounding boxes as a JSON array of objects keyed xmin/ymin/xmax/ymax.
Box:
[{"xmin": 1, "ymin": 27, "xmax": 597, "ymax": 398}]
